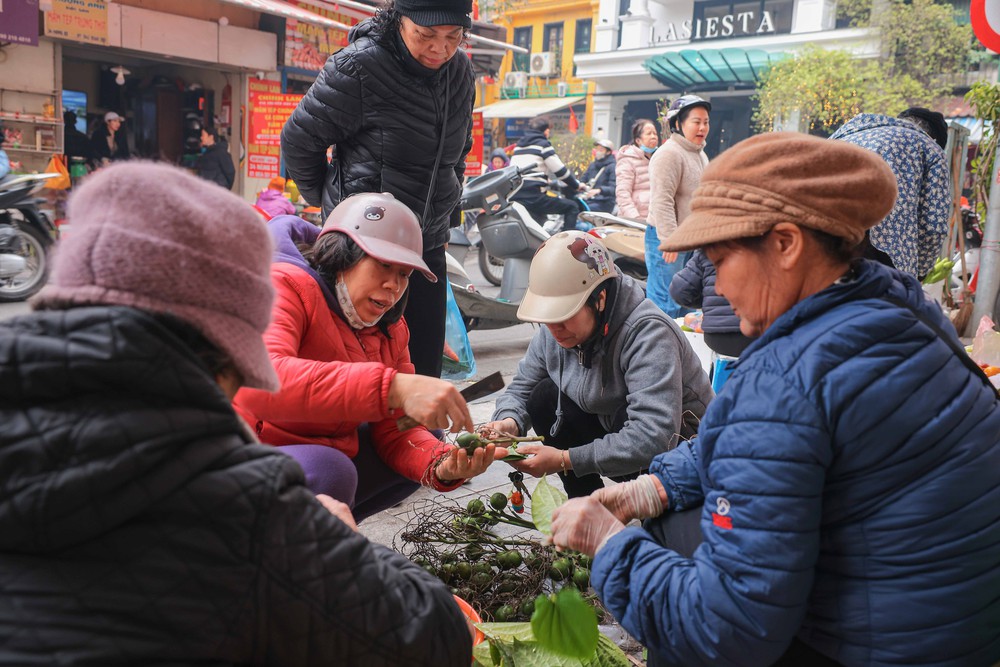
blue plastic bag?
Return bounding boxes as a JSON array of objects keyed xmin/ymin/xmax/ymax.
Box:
[{"xmin": 441, "ymin": 280, "xmax": 477, "ymax": 380}]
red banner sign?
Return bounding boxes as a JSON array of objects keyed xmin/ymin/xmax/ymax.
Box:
[
  {"xmin": 284, "ymin": 0, "xmax": 364, "ymax": 71},
  {"xmin": 247, "ymin": 79, "xmax": 300, "ymax": 180},
  {"xmin": 465, "ymin": 112, "xmax": 484, "ymax": 177}
]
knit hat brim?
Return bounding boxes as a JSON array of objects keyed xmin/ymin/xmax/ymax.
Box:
[
  {"xmin": 31, "ymin": 161, "xmax": 279, "ymax": 393},
  {"xmin": 34, "ymin": 284, "xmax": 279, "ymax": 392},
  {"xmin": 399, "ymin": 7, "xmax": 472, "ymax": 28}
]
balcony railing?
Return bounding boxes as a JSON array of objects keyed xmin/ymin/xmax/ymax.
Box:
[{"xmin": 500, "ymin": 80, "xmax": 589, "ymax": 99}]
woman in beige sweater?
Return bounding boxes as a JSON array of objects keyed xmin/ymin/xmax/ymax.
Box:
[
  {"xmin": 645, "ymin": 95, "xmax": 711, "ymax": 317},
  {"xmin": 615, "ymin": 118, "xmax": 659, "ymax": 221}
]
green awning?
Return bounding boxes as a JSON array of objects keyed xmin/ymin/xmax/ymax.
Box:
[{"xmin": 643, "ymin": 48, "xmax": 787, "ymax": 91}]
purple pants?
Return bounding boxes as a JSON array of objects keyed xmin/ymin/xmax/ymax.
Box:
[{"xmin": 281, "ymin": 425, "xmax": 420, "ymax": 523}]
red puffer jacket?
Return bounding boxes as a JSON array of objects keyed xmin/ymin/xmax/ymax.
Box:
[{"xmin": 233, "ymin": 263, "xmax": 460, "ymax": 491}]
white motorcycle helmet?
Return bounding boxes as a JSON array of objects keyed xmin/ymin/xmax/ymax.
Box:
[
  {"xmin": 517, "ymin": 230, "xmax": 618, "ymax": 324},
  {"xmin": 665, "ymin": 94, "xmax": 712, "ymax": 134}
]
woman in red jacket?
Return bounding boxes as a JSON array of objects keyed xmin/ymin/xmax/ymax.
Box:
[{"xmin": 234, "ymin": 194, "xmax": 505, "ymax": 521}]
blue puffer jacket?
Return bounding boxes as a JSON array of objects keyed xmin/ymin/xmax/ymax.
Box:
[
  {"xmin": 593, "ymin": 260, "xmax": 1000, "ymax": 667},
  {"xmin": 668, "ymin": 250, "xmax": 740, "ymax": 333}
]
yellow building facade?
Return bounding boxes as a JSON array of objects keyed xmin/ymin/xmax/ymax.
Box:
[{"xmin": 480, "ymin": 0, "xmax": 599, "ymax": 142}]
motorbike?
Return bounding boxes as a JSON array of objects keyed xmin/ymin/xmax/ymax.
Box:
[
  {"xmin": 447, "ymin": 165, "xmax": 548, "ymax": 331},
  {"xmin": 578, "ymin": 210, "xmax": 648, "ymax": 282},
  {"xmin": 452, "ymin": 186, "xmax": 567, "ymax": 288},
  {"xmin": 0, "ymin": 173, "xmax": 59, "ymax": 302}
]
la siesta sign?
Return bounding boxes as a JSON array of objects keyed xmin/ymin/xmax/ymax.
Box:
[{"xmin": 655, "ymin": 11, "xmax": 777, "ymax": 43}]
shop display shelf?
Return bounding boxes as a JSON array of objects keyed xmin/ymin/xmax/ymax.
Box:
[{"xmin": 0, "ymin": 112, "xmax": 63, "ymax": 126}]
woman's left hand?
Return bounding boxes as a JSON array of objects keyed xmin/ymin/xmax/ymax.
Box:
[
  {"xmin": 435, "ymin": 443, "xmax": 508, "ymax": 482},
  {"xmin": 550, "ymin": 497, "xmax": 626, "ymax": 557},
  {"xmin": 507, "ymin": 444, "xmax": 565, "ymax": 477}
]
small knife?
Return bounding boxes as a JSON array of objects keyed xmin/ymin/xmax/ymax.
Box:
[{"xmin": 396, "ymin": 371, "xmax": 505, "ymax": 431}]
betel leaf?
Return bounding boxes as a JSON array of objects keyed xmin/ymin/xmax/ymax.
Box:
[
  {"xmin": 475, "ymin": 621, "xmax": 631, "ymax": 666},
  {"xmin": 531, "ymin": 475, "xmax": 567, "ymax": 536},
  {"xmin": 531, "ymin": 587, "xmax": 599, "ymax": 659}
]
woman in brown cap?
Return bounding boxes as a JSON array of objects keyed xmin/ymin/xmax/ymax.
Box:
[{"xmin": 547, "ymin": 132, "xmax": 1000, "ymax": 666}]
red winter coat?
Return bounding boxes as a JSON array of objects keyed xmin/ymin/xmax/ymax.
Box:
[{"xmin": 233, "ymin": 263, "xmax": 460, "ymax": 491}]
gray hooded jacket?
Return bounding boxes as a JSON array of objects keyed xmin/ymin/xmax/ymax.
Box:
[{"xmin": 493, "ymin": 275, "xmax": 713, "ymax": 477}]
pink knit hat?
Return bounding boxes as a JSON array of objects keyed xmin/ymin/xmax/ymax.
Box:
[{"xmin": 32, "ymin": 161, "xmax": 279, "ymax": 391}]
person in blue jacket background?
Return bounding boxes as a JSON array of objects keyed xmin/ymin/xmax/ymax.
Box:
[{"xmin": 550, "ymin": 132, "xmax": 1000, "ymax": 667}]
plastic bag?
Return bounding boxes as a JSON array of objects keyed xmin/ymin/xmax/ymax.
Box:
[
  {"xmin": 43, "ymin": 155, "xmax": 71, "ymax": 190},
  {"xmin": 971, "ymin": 315, "xmax": 1000, "ymax": 367},
  {"xmin": 441, "ymin": 280, "xmax": 477, "ymax": 380}
]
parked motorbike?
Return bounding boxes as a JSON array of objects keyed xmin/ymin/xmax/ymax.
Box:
[
  {"xmin": 451, "ymin": 185, "xmax": 570, "ymax": 288},
  {"xmin": 577, "ymin": 210, "xmax": 648, "ymax": 282},
  {"xmin": 447, "ymin": 165, "xmax": 548, "ymax": 331},
  {"xmin": 0, "ymin": 173, "xmax": 59, "ymax": 302}
]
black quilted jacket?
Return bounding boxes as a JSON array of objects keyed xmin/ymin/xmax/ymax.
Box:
[
  {"xmin": 0, "ymin": 306, "xmax": 471, "ymax": 666},
  {"xmin": 281, "ymin": 19, "xmax": 475, "ymax": 250}
]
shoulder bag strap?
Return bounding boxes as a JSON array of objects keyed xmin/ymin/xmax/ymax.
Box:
[{"xmin": 882, "ymin": 296, "xmax": 998, "ymax": 396}]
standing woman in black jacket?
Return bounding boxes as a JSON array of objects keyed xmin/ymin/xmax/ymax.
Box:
[
  {"xmin": 196, "ymin": 127, "xmax": 236, "ymax": 191},
  {"xmin": 281, "ymin": 0, "xmax": 475, "ymax": 378}
]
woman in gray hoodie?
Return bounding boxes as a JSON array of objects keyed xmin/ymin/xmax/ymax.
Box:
[{"xmin": 480, "ymin": 231, "xmax": 713, "ymax": 497}]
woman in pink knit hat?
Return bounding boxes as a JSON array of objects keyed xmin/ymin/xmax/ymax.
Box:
[{"xmin": 0, "ymin": 162, "xmax": 478, "ymax": 665}]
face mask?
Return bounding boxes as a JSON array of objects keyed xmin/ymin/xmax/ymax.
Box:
[
  {"xmin": 640, "ymin": 145, "xmax": 657, "ymax": 154},
  {"xmin": 335, "ymin": 273, "xmax": 382, "ymax": 329}
]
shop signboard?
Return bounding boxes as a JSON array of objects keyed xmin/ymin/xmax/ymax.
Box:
[
  {"xmin": 247, "ymin": 78, "xmax": 301, "ymax": 180},
  {"xmin": 284, "ymin": 0, "xmax": 363, "ymax": 72},
  {"xmin": 44, "ymin": 0, "xmax": 108, "ymax": 46},
  {"xmin": 0, "ymin": 0, "xmax": 40, "ymax": 46},
  {"xmin": 654, "ymin": 9, "xmax": 784, "ymax": 44},
  {"xmin": 465, "ymin": 112, "xmax": 484, "ymax": 177}
]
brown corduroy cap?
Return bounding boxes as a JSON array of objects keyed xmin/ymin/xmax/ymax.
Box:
[{"xmin": 661, "ymin": 132, "xmax": 898, "ymax": 252}]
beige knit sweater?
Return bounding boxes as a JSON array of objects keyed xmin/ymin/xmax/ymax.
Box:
[{"xmin": 647, "ymin": 133, "xmax": 709, "ymax": 249}]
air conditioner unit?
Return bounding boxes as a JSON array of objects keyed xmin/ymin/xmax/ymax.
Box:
[
  {"xmin": 529, "ymin": 52, "xmax": 557, "ymax": 77},
  {"xmin": 503, "ymin": 71, "xmax": 529, "ymax": 92},
  {"xmin": 556, "ymin": 81, "xmax": 568, "ymax": 97}
]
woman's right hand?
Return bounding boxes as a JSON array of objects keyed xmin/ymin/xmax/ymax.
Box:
[
  {"xmin": 388, "ymin": 372, "xmax": 474, "ymax": 433},
  {"xmin": 477, "ymin": 418, "xmax": 519, "ymax": 439},
  {"xmin": 662, "ymin": 251, "xmax": 678, "ymax": 264}
]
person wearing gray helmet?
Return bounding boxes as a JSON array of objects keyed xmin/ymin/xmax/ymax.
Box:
[{"xmin": 479, "ymin": 230, "xmax": 712, "ymax": 498}]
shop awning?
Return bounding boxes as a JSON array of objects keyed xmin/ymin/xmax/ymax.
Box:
[
  {"xmin": 474, "ymin": 97, "xmax": 582, "ymax": 119},
  {"xmin": 643, "ymin": 48, "xmax": 787, "ymax": 91},
  {"xmin": 217, "ymin": 0, "xmax": 353, "ymax": 31}
]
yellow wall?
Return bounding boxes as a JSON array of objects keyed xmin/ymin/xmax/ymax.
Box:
[{"xmin": 492, "ymin": 0, "xmax": 599, "ymax": 134}]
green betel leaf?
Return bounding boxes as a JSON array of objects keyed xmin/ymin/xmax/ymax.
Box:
[
  {"xmin": 531, "ymin": 475, "xmax": 567, "ymax": 536},
  {"xmin": 531, "ymin": 588, "xmax": 599, "ymax": 659},
  {"xmin": 475, "ymin": 619, "xmax": 632, "ymax": 666}
]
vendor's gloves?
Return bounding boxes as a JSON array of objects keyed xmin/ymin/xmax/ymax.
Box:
[
  {"xmin": 592, "ymin": 475, "xmax": 668, "ymax": 524},
  {"xmin": 550, "ymin": 497, "xmax": 626, "ymax": 557}
]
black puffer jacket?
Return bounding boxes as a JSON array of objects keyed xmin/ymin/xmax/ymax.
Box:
[
  {"xmin": 197, "ymin": 142, "xmax": 236, "ymax": 190},
  {"xmin": 668, "ymin": 249, "xmax": 740, "ymax": 333},
  {"xmin": 0, "ymin": 306, "xmax": 471, "ymax": 666},
  {"xmin": 281, "ymin": 19, "xmax": 475, "ymax": 250}
]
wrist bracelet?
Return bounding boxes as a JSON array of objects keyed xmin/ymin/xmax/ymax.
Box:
[{"xmin": 559, "ymin": 450, "xmax": 568, "ymax": 474}]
